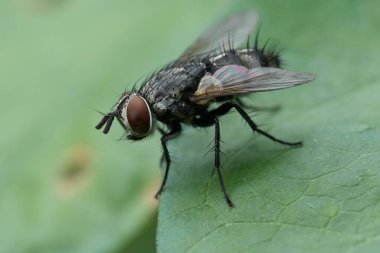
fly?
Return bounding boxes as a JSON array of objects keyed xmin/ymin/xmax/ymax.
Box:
[{"xmin": 95, "ymin": 10, "xmax": 316, "ymax": 207}]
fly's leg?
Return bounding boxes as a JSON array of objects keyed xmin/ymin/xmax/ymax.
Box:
[
  {"xmin": 191, "ymin": 101, "xmax": 301, "ymax": 207},
  {"xmin": 157, "ymin": 127, "xmax": 166, "ymax": 167},
  {"xmin": 155, "ymin": 123, "xmax": 181, "ymax": 199},
  {"xmin": 231, "ymin": 102, "xmax": 302, "ymax": 147},
  {"xmin": 197, "ymin": 101, "xmax": 301, "ymax": 147},
  {"xmin": 214, "ymin": 117, "xmax": 234, "ymax": 207},
  {"xmin": 192, "ymin": 106, "xmax": 236, "ymax": 208}
]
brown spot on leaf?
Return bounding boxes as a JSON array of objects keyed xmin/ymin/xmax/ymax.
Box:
[{"xmin": 56, "ymin": 145, "xmax": 92, "ymax": 199}]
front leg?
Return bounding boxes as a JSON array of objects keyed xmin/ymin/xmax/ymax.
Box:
[{"xmin": 155, "ymin": 123, "xmax": 181, "ymax": 199}]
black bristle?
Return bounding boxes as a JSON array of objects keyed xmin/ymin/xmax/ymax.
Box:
[{"xmin": 254, "ymin": 24, "xmax": 262, "ymax": 50}]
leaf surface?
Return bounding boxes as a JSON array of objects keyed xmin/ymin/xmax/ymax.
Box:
[{"xmin": 157, "ymin": 1, "xmax": 380, "ymax": 252}]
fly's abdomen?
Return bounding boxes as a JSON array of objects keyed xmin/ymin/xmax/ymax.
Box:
[{"xmin": 209, "ymin": 48, "xmax": 281, "ymax": 70}]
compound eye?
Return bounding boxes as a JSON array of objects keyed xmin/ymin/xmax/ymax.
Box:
[{"xmin": 126, "ymin": 95, "xmax": 152, "ymax": 136}]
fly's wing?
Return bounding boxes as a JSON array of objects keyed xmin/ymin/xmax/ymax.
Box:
[
  {"xmin": 180, "ymin": 10, "xmax": 259, "ymax": 59},
  {"xmin": 190, "ymin": 65, "xmax": 316, "ymax": 102}
]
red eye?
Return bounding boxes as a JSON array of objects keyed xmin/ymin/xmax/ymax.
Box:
[{"xmin": 126, "ymin": 95, "xmax": 151, "ymax": 136}]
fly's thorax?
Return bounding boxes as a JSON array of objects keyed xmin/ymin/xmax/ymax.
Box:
[
  {"xmin": 137, "ymin": 59, "xmax": 208, "ymax": 120},
  {"xmin": 116, "ymin": 93, "xmax": 156, "ymax": 138}
]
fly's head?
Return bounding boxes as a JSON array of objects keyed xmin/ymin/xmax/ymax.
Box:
[{"xmin": 96, "ymin": 92, "xmax": 155, "ymax": 140}]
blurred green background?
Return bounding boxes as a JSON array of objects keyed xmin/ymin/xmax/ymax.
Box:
[{"xmin": 0, "ymin": 0, "xmax": 234, "ymax": 252}]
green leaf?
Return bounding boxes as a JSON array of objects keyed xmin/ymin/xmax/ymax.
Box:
[{"xmin": 157, "ymin": 1, "xmax": 380, "ymax": 253}]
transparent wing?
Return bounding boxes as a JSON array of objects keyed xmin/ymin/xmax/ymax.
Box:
[
  {"xmin": 190, "ymin": 65, "xmax": 316, "ymax": 102},
  {"xmin": 180, "ymin": 10, "xmax": 259, "ymax": 59}
]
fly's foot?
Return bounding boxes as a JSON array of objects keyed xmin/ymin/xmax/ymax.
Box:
[
  {"xmin": 289, "ymin": 141, "xmax": 303, "ymax": 147},
  {"xmin": 154, "ymin": 189, "xmax": 163, "ymax": 199}
]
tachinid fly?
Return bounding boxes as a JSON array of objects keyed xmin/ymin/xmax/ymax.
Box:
[{"xmin": 95, "ymin": 10, "xmax": 316, "ymax": 207}]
